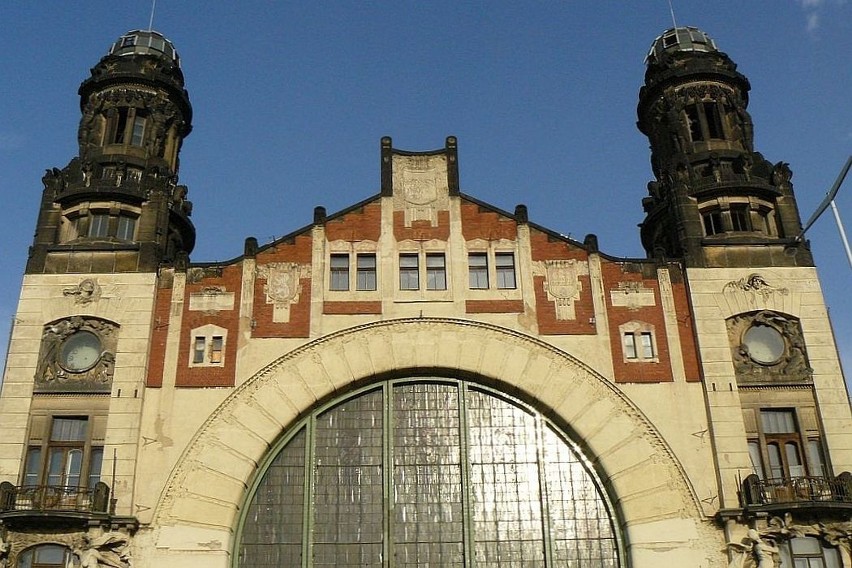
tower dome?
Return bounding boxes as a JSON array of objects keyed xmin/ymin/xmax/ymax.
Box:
[
  {"xmin": 107, "ymin": 29, "xmax": 181, "ymax": 66},
  {"xmin": 645, "ymin": 26, "xmax": 719, "ymax": 64}
]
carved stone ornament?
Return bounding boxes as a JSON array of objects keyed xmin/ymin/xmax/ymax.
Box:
[
  {"xmin": 34, "ymin": 316, "xmax": 118, "ymax": 393},
  {"xmin": 1, "ymin": 528, "xmax": 132, "ymax": 568},
  {"xmin": 63, "ymin": 278, "xmax": 102, "ymax": 305},
  {"xmin": 543, "ymin": 260, "xmax": 584, "ymax": 321},
  {"xmin": 610, "ymin": 281, "xmax": 656, "ymax": 310},
  {"xmin": 757, "ymin": 513, "xmax": 852, "ymax": 568},
  {"xmin": 727, "ymin": 310, "xmax": 812, "ymax": 384},
  {"xmin": 392, "ymin": 154, "xmax": 449, "ymax": 227},
  {"xmin": 257, "ymin": 262, "xmax": 307, "ymax": 323},
  {"xmin": 723, "ymin": 273, "xmax": 789, "ymax": 305}
]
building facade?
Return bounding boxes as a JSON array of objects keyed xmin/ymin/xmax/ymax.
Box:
[{"xmin": 0, "ymin": 26, "xmax": 850, "ymax": 568}]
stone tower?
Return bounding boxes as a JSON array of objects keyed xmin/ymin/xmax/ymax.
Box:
[
  {"xmin": 27, "ymin": 30, "xmax": 195, "ymax": 274},
  {"xmin": 637, "ymin": 27, "xmax": 812, "ymax": 268}
]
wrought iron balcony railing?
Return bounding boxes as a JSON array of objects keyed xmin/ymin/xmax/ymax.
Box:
[
  {"xmin": 741, "ymin": 473, "xmax": 852, "ymax": 508},
  {"xmin": 0, "ymin": 481, "xmax": 110, "ymax": 515}
]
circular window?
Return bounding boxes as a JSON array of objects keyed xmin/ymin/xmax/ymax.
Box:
[
  {"xmin": 59, "ymin": 331, "xmax": 103, "ymax": 372},
  {"xmin": 743, "ymin": 324, "xmax": 785, "ymax": 365}
]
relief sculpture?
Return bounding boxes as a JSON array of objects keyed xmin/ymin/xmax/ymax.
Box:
[
  {"xmin": 258, "ymin": 262, "xmax": 306, "ymax": 323},
  {"xmin": 34, "ymin": 316, "xmax": 117, "ymax": 393}
]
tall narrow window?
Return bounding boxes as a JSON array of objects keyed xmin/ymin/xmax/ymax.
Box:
[
  {"xmin": 112, "ymin": 108, "xmax": 129, "ymax": 144},
  {"xmin": 329, "ymin": 254, "xmax": 350, "ymax": 291},
  {"xmin": 426, "ymin": 253, "xmax": 446, "ymax": 290},
  {"xmin": 88, "ymin": 214, "xmax": 110, "ymax": 238},
  {"xmin": 639, "ymin": 331, "xmax": 654, "ymax": 358},
  {"xmin": 130, "ymin": 113, "xmax": 147, "ymax": 146},
  {"xmin": 356, "ymin": 254, "xmax": 377, "ymax": 291},
  {"xmin": 621, "ymin": 325, "xmax": 657, "ymax": 362},
  {"xmin": 46, "ymin": 418, "xmax": 88, "ymax": 488},
  {"xmin": 703, "ymin": 210, "xmax": 723, "ymax": 236},
  {"xmin": 730, "ymin": 205, "xmax": 752, "ymax": 231},
  {"xmin": 399, "ymin": 254, "xmax": 419, "ymax": 290},
  {"xmin": 685, "ymin": 104, "xmax": 703, "ymax": 141},
  {"xmin": 703, "ymin": 102, "xmax": 724, "ymax": 139},
  {"xmin": 495, "ymin": 252, "xmax": 516, "ymax": 289},
  {"xmin": 760, "ymin": 410, "xmax": 805, "ymax": 479},
  {"xmin": 116, "ymin": 215, "xmax": 137, "ymax": 241},
  {"xmin": 210, "ymin": 336, "xmax": 224, "ymax": 364},
  {"xmin": 468, "ymin": 253, "xmax": 488, "ymax": 289},
  {"xmin": 193, "ymin": 337, "xmax": 206, "ymax": 364}
]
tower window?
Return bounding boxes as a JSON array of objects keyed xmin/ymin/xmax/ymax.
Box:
[
  {"xmin": 730, "ymin": 205, "xmax": 752, "ymax": 231},
  {"xmin": 88, "ymin": 214, "xmax": 110, "ymax": 238},
  {"xmin": 130, "ymin": 113, "xmax": 147, "ymax": 146},
  {"xmin": 685, "ymin": 105, "xmax": 703, "ymax": 141},
  {"xmin": 704, "ymin": 102, "xmax": 724, "ymax": 139},
  {"xmin": 116, "ymin": 215, "xmax": 137, "ymax": 241},
  {"xmin": 112, "ymin": 108, "xmax": 129, "ymax": 144},
  {"xmin": 702, "ymin": 210, "xmax": 723, "ymax": 236}
]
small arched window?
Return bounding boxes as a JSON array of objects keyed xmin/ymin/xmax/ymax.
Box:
[{"xmin": 18, "ymin": 544, "xmax": 73, "ymax": 568}]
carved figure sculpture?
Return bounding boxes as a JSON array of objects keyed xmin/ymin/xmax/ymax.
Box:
[
  {"xmin": 73, "ymin": 532, "xmax": 130, "ymax": 568},
  {"xmin": 727, "ymin": 529, "xmax": 779, "ymax": 568},
  {"xmin": 0, "ymin": 534, "xmax": 9, "ymax": 568}
]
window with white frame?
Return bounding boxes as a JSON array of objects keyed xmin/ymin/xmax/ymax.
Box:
[
  {"xmin": 356, "ymin": 254, "xmax": 377, "ymax": 291},
  {"xmin": 495, "ymin": 252, "xmax": 517, "ymax": 289},
  {"xmin": 62, "ymin": 209, "xmax": 139, "ymax": 242},
  {"xmin": 189, "ymin": 326, "xmax": 227, "ymax": 367},
  {"xmin": 468, "ymin": 253, "xmax": 489, "ymax": 289},
  {"xmin": 426, "ymin": 253, "xmax": 447, "ymax": 290},
  {"xmin": 23, "ymin": 416, "xmax": 104, "ymax": 492},
  {"xmin": 619, "ymin": 322, "xmax": 657, "ymax": 362},
  {"xmin": 329, "ymin": 254, "xmax": 350, "ymax": 291},
  {"xmin": 399, "ymin": 253, "xmax": 420, "ymax": 291}
]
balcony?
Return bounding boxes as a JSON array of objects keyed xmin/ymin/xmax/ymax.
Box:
[
  {"xmin": 741, "ymin": 473, "xmax": 852, "ymax": 512},
  {"xmin": 0, "ymin": 481, "xmax": 110, "ymax": 525}
]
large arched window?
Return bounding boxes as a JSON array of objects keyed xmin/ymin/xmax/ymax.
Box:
[
  {"xmin": 17, "ymin": 544, "xmax": 73, "ymax": 568},
  {"xmin": 236, "ymin": 378, "xmax": 622, "ymax": 567}
]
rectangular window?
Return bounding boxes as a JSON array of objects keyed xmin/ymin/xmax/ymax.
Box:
[
  {"xmin": 469, "ymin": 253, "xmax": 489, "ymax": 289},
  {"xmin": 702, "ymin": 210, "xmax": 723, "ymax": 235},
  {"xmin": 193, "ymin": 337, "xmax": 206, "ymax": 364},
  {"xmin": 399, "ymin": 254, "xmax": 419, "ymax": 290},
  {"xmin": 46, "ymin": 417, "xmax": 88, "ymax": 488},
  {"xmin": 623, "ymin": 333, "xmax": 637, "ymax": 360},
  {"xmin": 730, "ymin": 205, "xmax": 752, "ymax": 231},
  {"xmin": 210, "ymin": 336, "xmax": 224, "ymax": 364},
  {"xmin": 130, "ymin": 114, "xmax": 146, "ymax": 146},
  {"xmin": 330, "ymin": 254, "xmax": 350, "ymax": 291},
  {"xmin": 685, "ymin": 104, "xmax": 703, "ymax": 141},
  {"xmin": 759, "ymin": 410, "xmax": 806, "ymax": 479},
  {"xmin": 112, "ymin": 108, "xmax": 129, "ymax": 144},
  {"xmin": 426, "ymin": 253, "xmax": 446, "ymax": 290},
  {"xmin": 116, "ymin": 215, "xmax": 137, "ymax": 241},
  {"xmin": 88, "ymin": 447, "xmax": 104, "ymax": 490},
  {"xmin": 88, "ymin": 214, "xmax": 110, "ymax": 238},
  {"xmin": 356, "ymin": 254, "xmax": 377, "ymax": 291},
  {"xmin": 703, "ymin": 102, "xmax": 724, "ymax": 139},
  {"xmin": 495, "ymin": 252, "xmax": 516, "ymax": 289},
  {"xmin": 24, "ymin": 447, "xmax": 42, "ymax": 486},
  {"xmin": 639, "ymin": 332, "xmax": 654, "ymax": 358}
]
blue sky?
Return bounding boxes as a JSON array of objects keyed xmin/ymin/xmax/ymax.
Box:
[{"xmin": 1, "ymin": 1, "xmax": 850, "ymax": 384}]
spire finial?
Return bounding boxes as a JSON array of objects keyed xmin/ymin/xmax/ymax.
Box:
[
  {"xmin": 148, "ymin": 0, "xmax": 157, "ymax": 31},
  {"xmin": 667, "ymin": 0, "xmax": 678, "ymax": 29}
]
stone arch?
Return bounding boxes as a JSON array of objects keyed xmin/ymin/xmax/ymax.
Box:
[{"xmin": 152, "ymin": 318, "xmax": 714, "ymax": 566}]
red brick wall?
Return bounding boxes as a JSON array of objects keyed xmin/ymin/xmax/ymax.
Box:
[
  {"xmin": 530, "ymin": 230, "xmax": 595, "ymax": 335},
  {"xmin": 323, "ymin": 301, "xmax": 382, "ymax": 315},
  {"xmin": 326, "ymin": 203, "xmax": 382, "ymax": 242},
  {"xmin": 601, "ymin": 262, "xmax": 673, "ymax": 384},
  {"xmin": 252, "ymin": 233, "xmax": 313, "ymax": 338},
  {"xmin": 175, "ymin": 264, "xmax": 243, "ymax": 388},
  {"xmin": 460, "ymin": 202, "xmax": 518, "ymax": 241},
  {"xmin": 465, "ymin": 300, "xmax": 524, "ymax": 314},
  {"xmin": 393, "ymin": 211, "xmax": 450, "ymax": 241},
  {"xmin": 146, "ymin": 282, "xmax": 172, "ymax": 388}
]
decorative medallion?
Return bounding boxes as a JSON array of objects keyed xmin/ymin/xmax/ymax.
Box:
[
  {"xmin": 35, "ymin": 317, "xmax": 117, "ymax": 393},
  {"xmin": 727, "ymin": 310, "xmax": 811, "ymax": 384},
  {"xmin": 392, "ymin": 154, "xmax": 450, "ymax": 227}
]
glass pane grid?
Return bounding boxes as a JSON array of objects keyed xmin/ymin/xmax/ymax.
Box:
[{"xmin": 239, "ymin": 381, "xmax": 620, "ymax": 567}]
